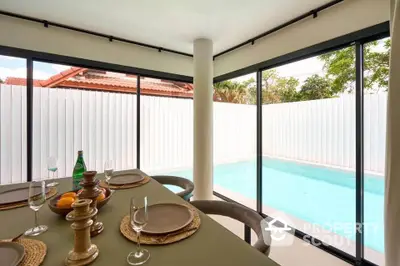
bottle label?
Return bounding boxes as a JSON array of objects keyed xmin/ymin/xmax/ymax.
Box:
[{"xmin": 72, "ymin": 178, "xmax": 82, "ymax": 191}]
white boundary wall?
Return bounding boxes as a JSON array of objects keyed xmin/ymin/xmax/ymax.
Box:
[{"xmin": 0, "ymin": 85, "xmax": 386, "ymax": 184}]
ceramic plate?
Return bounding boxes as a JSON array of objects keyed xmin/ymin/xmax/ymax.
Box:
[
  {"xmin": 135, "ymin": 203, "xmax": 194, "ymax": 234},
  {"xmin": 0, "ymin": 242, "xmax": 25, "ymax": 266},
  {"xmin": 108, "ymin": 173, "xmax": 144, "ymax": 186},
  {"xmin": 0, "ymin": 185, "xmax": 50, "ymax": 205}
]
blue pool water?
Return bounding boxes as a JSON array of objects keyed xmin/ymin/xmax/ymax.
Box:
[{"xmin": 164, "ymin": 157, "xmax": 384, "ymax": 253}]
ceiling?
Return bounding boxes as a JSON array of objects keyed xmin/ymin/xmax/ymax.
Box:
[{"xmin": 0, "ymin": 0, "xmax": 334, "ymax": 55}]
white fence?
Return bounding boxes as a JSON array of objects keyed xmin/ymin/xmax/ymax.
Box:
[
  {"xmin": 262, "ymin": 93, "xmax": 387, "ymax": 174},
  {"xmin": 0, "ymin": 85, "xmax": 387, "ymax": 184}
]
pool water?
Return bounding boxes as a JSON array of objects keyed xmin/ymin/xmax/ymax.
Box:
[{"xmin": 164, "ymin": 157, "xmax": 384, "ymax": 253}]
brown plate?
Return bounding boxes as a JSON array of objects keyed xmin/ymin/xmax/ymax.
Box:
[
  {"xmin": 0, "ymin": 242, "xmax": 25, "ymax": 266},
  {"xmin": 0, "ymin": 185, "xmax": 50, "ymax": 205},
  {"xmin": 135, "ymin": 203, "xmax": 194, "ymax": 235},
  {"xmin": 108, "ymin": 173, "xmax": 144, "ymax": 186}
]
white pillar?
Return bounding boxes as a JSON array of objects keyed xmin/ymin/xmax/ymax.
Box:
[{"xmin": 193, "ymin": 38, "xmax": 213, "ymax": 200}]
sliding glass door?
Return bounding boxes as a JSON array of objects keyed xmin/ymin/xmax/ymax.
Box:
[
  {"xmin": 0, "ymin": 55, "xmax": 27, "ymax": 184},
  {"xmin": 261, "ymin": 48, "xmax": 356, "ymax": 255},
  {"xmin": 362, "ymin": 37, "xmax": 389, "ymax": 266},
  {"xmin": 31, "ymin": 61, "xmax": 138, "ymax": 181},
  {"xmin": 213, "ymin": 34, "xmax": 389, "ymax": 266},
  {"xmin": 213, "ymin": 73, "xmax": 257, "ymax": 210}
]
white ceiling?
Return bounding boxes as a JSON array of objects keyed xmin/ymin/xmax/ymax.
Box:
[{"xmin": 0, "ymin": 0, "xmax": 334, "ymax": 55}]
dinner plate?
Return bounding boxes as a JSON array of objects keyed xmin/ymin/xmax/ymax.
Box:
[
  {"xmin": 135, "ymin": 203, "xmax": 194, "ymax": 234},
  {"xmin": 108, "ymin": 173, "xmax": 144, "ymax": 186},
  {"xmin": 0, "ymin": 242, "xmax": 25, "ymax": 266},
  {"xmin": 0, "ymin": 185, "xmax": 50, "ymax": 205}
]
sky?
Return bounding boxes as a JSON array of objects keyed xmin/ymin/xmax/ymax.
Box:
[
  {"xmin": 0, "ymin": 56, "xmax": 70, "ymax": 81},
  {"xmin": 233, "ymin": 56, "xmax": 325, "ymax": 88}
]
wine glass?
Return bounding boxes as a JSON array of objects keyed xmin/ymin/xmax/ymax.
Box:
[
  {"xmin": 127, "ymin": 196, "xmax": 150, "ymax": 265},
  {"xmin": 104, "ymin": 160, "xmax": 114, "ymax": 188},
  {"xmin": 25, "ymin": 181, "xmax": 48, "ymax": 236},
  {"xmin": 47, "ymin": 156, "xmax": 59, "ymax": 187}
]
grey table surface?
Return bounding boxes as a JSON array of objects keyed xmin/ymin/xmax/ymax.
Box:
[{"xmin": 0, "ymin": 171, "xmax": 280, "ymax": 266}]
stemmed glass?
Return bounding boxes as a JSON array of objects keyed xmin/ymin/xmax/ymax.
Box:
[
  {"xmin": 47, "ymin": 156, "xmax": 59, "ymax": 187},
  {"xmin": 127, "ymin": 196, "xmax": 150, "ymax": 265},
  {"xmin": 104, "ymin": 160, "xmax": 114, "ymax": 188},
  {"xmin": 25, "ymin": 181, "xmax": 48, "ymax": 236}
]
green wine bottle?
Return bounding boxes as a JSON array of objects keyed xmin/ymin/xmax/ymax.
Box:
[{"xmin": 72, "ymin": 150, "xmax": 87, "ymax": 190}]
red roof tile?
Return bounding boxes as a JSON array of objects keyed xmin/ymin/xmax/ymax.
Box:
[
  {"xmin": 41, "ymin": 67, "xmax": 86, "ymax": 87},
  {"xmin": 59, "ymin": 77, "xmax": 193, "ymax": 97},
  {"xmin": 4, "ymin": 77, "xmax": 43, "ymax": 87},
  {"xmin": 4, "ymin": 67, "xmax": 193, "ymax": 98}
]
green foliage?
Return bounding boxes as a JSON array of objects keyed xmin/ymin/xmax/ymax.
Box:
[
  {"xmin": 214, "ymin": 80, "xmax": 249, "ymax": 104},
  {"xmin": 214, "ymin": 38, "xmax": 390, "ymax": 104},
  {"xmin": 364, "ymin": 39, "xmax": 390, "ymax": 90},
  {"xmin": 299, "ymin": 75, "xmax": 334, "ymax": 100},
  {"xmin": 319, "ymin": 39, "xmax": 390, "ymax": 92},
  {"xmin": 261, "ymin": 70, "xmax": 299, "ymax": 104}
]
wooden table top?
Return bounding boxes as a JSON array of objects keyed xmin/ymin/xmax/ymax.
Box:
[{"xmin": 0, "ymin": 171, "xmax": 280, "ymax": 266}]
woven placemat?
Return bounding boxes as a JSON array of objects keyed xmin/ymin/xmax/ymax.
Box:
[
  {"xmin": 99, "ymin": 175, "xmax": 150, "ymax": 190},
  {"xmin": 120, "ymin": 204, "xmax": 201, "ymax": 245},
  {"xmin": 0, "ymin": 187, "xmax": 57, "ymax": 211},
  {"xmin": 16, "ymin": 238, "xmax": 47, "ymax": 266}
]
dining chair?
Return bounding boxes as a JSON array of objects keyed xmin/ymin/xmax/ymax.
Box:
[
  {"xmin": 151, "ymin": 175, "xmax": 194, "ymax": 201},
  {"xmin": 190, "ymin": 200, "xmax": 271, "ymax": 255}
]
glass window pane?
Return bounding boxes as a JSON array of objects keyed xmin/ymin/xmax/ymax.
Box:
[
  {"xmin": 363, "ymin": 37, "xmax": 389, "ymax": 266},
  {"xmin": 32, "ymin": 61, "xmax": 137, "ymax": 181},
  {"xmin": 0, "ymin": 55, "xmax": 27, "ymax": 184},
  {"xmin": 140, "ymin": 80, "xmax": 193, "ymax": 195},
  {"xmin": 262, "ymin": 48, "xmax": 356, "ymax": 255},
  {"xmin": 213, "ymin": 73, "xmax": 257, "ymax": 210}
]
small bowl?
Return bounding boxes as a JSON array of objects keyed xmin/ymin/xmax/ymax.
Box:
[{"xmin": 48, "ymin": 188, "xmax": 113, "ymax": 216}]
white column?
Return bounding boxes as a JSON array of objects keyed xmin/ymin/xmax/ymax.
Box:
[{"xmin": 193, "ymin": 38, "xmax": 213, "ymax": 200}]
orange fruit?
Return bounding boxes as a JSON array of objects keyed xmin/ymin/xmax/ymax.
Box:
[
  {"xmin": 97, "ymin": 192, "xmax": 105, "ymax": 202},
  {"xmin": 61, "ymin": 192, "xmax": 77, "ymax": 199},
  {"xmin": 57, "ymin": 197, "xmax": 75, "ymax": 208}
]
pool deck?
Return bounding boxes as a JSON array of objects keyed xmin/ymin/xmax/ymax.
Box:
[{"xmin": 214, "ymin": 184, "xmax": 384, "ymax": 266}]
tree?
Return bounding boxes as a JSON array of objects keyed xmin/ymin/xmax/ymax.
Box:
[
  {"xmin": 276, "ymin": 77, "xmax": 299, "ymax": 103},
  {"xmin": 364, "ymin": 39, "xmax": 390, "ymax": 90},
  {"xmin": 262, "ymin": 69, "xmax": 299, "ymax": 103},
  {"xmin": 319, "ymin": 39, "xmax": 390, "ymax": 93},
  {"xmin": 261, "ymin": 70, "xmax": 281, "ymax": 104},
  {"xmin": 0, "ymin": 78, "xmax": 3, "ymax": 84},
  {"xmin": 299, "ymin": 74, "xmax": 334, "ymax": 100},
  {"xmin": 242, "ymin": 77, "xmax": 256, "ymax": 104},
  {"xmin": 214, "ymin": 80, "xmax": 249, "ymax": 104}
]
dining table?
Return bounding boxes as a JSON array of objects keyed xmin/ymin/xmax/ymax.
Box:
[{"xmin": 0, "ymin": 170, "xmax": 280, "ymax": 266}]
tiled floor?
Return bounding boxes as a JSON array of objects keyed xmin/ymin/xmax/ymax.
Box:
[{"xmin": 209, "ymin": 204, "xmax": 351, "ymax": 266}]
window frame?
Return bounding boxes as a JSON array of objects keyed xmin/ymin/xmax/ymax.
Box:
[{"xmin": 213, "ymin": 22, "xmax": 389, "ymax": 266}]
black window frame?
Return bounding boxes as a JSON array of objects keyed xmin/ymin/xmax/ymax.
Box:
[
  {"xmin": 213, "ymin": 21, "xmax": 389, "ymax": 266},
  {"xmin": 0, "ymin": 44, "xmax": 193, "ymax": 183},
  {"xmin": 0, "ymin": 20, "xmax": 389, "ymax": 266}
]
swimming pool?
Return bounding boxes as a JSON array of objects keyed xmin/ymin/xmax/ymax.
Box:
[{"xmin": 163, "ymin": 157, "xmax": 384, "ymax": 253}]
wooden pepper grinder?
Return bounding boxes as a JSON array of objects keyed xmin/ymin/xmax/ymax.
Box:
[
  {"xmin": 65, "ymin": 199, "xmax": 99, "ymax": 266},
  {"xmin": 78, "ymin": 171, "xmax": 104, "ymax": 236}
]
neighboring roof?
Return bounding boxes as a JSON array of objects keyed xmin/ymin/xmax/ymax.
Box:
[
  {"xmin": 3, "ymin": 77, "xmax": 43, "ymax": 87},
  {"xmin": 4, "ymin": 67, "xmax": 193, "ymax": 98},
  {"xmin": 41, "ymin": 67, "xmax": 86, "ymax": 87}
]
